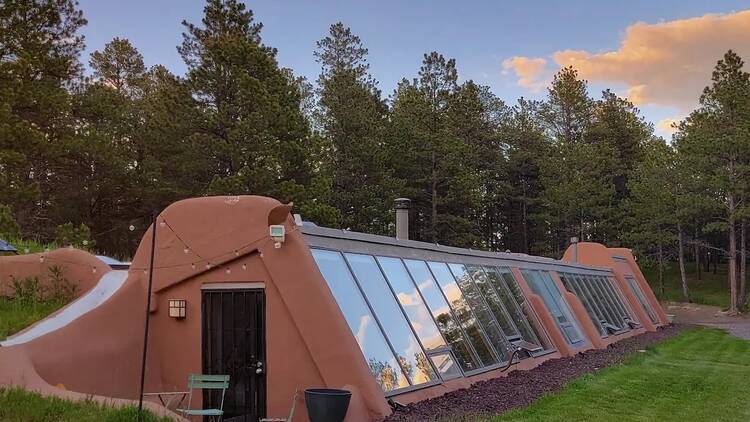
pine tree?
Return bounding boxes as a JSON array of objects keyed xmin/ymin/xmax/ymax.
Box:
[
  {"xmin": 675, "ymin": 50, "xmax": 750, "ymax": 313},
  {"xmin": 0, "ymin": 0, "xmax": 86, "ymax": 237},
  {"xmin": 179, "ymin": 0, "xmax": 333, "ymax": 223},
  {"xmin": 314, "ymin": 22, "xmax": 394, "ymax": 233}
]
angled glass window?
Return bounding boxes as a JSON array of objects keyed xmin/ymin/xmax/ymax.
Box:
[
  {"xmin": 448, "ymin": 263, "xmax": 512, "ymax": 362},
  {"xmin": 625, "ymin": 275, "xmax": 658, "ymax": 324},
  {"xmin": 599, "ymin": 276, "xmax": 634, "ymax": 322},
  {"xmin": 466, "ymin": 265, "xmax": 521, "ymax": 339},
  {"xmin": 311, "ymin": 249, "xmax": 408, "ymax": 392},
  {"xmin": 583, "ymin": 275, "xmax": 621, "ymax": 327},
  {"xmin": 485, "ymin": 267, "xmax": 553, "ymax": 351},
  {"xmin": 428, "ymin": 261, "xmax": 499, "ymax": 368},
  {"xmin": 404, "ymin": 259, "xmax": 482, "ymax": 372},
  {"xmin": 560, "ymin": 273, "xmax": 607, "ymax": 336},
  {"xmin": 345, "ymin": 253, "xmax": 438, "ymax": 386},
  {"xmin": 522, "ymin": 270, "xmax": 584, "ymax": 344},
  {"xmin": 376, "ymin": 256, "xmax": 462, "ymax": 380}
]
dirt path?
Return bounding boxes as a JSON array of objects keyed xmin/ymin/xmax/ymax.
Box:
[{"xmin": 664, "ymin": 302, "xmax": 750, "ymax": 340}]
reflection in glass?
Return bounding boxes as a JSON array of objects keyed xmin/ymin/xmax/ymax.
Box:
[
  {"xmin": 522, "ymin": 270, "xmax": 584, "ymax": 344},
  {"xmin": 345, "ymin": 253, "xmax": 437, "ymax": 385},
  {"xmin": 485, "ymin": 267, "xmax": 549, "ymax": 349},
  {"xmin": 466, "ymin": 265, "xmax": 520, "ymax": 339},
  {"xmin": 377, "ymin": 257, "xmax": 447, "ymax": 351},
  {"xmin": 429, "ymin": 352, "xmax": 462, "ymax": 380},
  {"xmin": 428, "ymin": 261, "xmax": 499, "ymax": 368},
  {"xmin": 404, "ymin": 259, "xmax": 481, "ymax": 372},
  {"xmin": 311, "ymin": 249, "xmax": 408, "ymax": 391}
]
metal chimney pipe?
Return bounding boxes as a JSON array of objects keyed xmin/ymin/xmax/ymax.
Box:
[
  {"xmin": 571, "ymin": 237, "xmax": 579, "ymax": 262},
  {"xmin": 395, "ymin": 198, "xmax": 411, "ymax": 241}
]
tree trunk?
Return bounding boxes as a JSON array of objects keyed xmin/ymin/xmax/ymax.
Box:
[
  {"xmin": 521, "ymin": 182, "xmax": 529, "ymax": 254},
  {"xmin": 728, "ymin": 195, "xmax": 738, "ymax": 314},
  {"xmin": 431, "ymin": 151, "xmax": 437, "ymax": 243},
  {"xmin": 741, "ymin": 221, "xmax": 747, "ymax": 308},
  {"xmin": 678, "ymin": 223, "xmax": 690, "ymax": 302},
  {"xmin": 694, "ymin": 226, "xmax": 701, "ymax": 281},
  {"xmin": 658, "ymin": 235, "xmax": 665, "ymax": 298}
]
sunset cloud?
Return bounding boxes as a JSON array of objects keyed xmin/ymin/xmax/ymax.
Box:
[
  {"xmin": 503, "ymin": 10, "xmax": 750, "ymax": 110},
  {"xmin": 656, "ymin": 117, "xmax": 681, "ymax": 136}
]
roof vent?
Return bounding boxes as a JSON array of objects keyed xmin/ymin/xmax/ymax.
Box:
[{"xmin": 394, "ymin": 198, "xmax": 411, "ymax": 241}]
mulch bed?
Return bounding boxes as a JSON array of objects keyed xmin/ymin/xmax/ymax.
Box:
[{"xmin": 383, "ymin": 324, "xmax": 686, "ymax": 422}]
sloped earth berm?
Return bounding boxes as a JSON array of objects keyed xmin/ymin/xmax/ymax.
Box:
[{"xmin": 382, "ymin": 324, "xmax": 685, "ymax": 422}]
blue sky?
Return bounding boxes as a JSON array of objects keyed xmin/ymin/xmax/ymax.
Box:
[{"xmin": 77, "ymin": 1, "xmax": 750, "ymax": 137}]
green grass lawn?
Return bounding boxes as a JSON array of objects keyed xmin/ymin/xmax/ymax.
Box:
[
  {"xmin": 0, "ymin": 297, "xmax": 65, "ymax": 341},
  {"xmin": 642, "ymin": 262, "xmax": 731, "ymax": 308},
  {"xmin": 0, "ymin": 388, "xmax": 171, "ymax": 422},
  {"xmin": 489, "ymin": 328, "xmax": 750, "ymax": 422}
]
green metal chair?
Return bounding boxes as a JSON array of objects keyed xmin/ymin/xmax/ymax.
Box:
[{"xmin": 177, "ymin": 374, "xmax": 230, "ymax": 421}]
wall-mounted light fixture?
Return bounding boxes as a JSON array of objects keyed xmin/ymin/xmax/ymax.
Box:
[
  {"xmin": 270, "ymin": 224, "xmax": 286, "ymax": 249},
  {"xmin": 168, "ymin": 300, "xmax": 187, "ymax": 318}
]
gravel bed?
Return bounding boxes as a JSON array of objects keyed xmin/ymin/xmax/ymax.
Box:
[{"xmin": 383, "ymin": 325, "xmax": 685, "ymax": 422}]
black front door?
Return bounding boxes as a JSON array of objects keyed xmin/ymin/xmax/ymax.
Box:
[{"xmin": 202, "ymin": 289, "xmax": 266, "ymax": 421}]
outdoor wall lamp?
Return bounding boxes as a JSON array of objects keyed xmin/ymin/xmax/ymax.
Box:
[
  {"xmin": 270, "ymin": 224, "xmax": 286, "ymax": 248},
  {"xmin": 168, "ymin": 299, "xmax": 187, "ymax": 319}
]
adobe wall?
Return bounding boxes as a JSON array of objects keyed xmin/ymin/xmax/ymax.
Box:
[{"xmin": 0, "ymin": 248, "xmax": 109, "ymax": 298}]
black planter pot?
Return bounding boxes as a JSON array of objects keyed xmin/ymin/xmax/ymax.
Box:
[{"xmin": 304, "ymin": 388, "xmax": 352, "ymax": 422}]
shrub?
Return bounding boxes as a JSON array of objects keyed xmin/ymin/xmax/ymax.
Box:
[
  {"xmin": 47, "ymin": 265, "xmax": 78, "ymax": 303},
  {"xmin": 9, "ymin": 276, "xmax": 43, "ymax": 304},
  {"xmin": 54, "ymin": 223, "xmax": 95, "ymax": 250},
  {"xmin": 8, "ymin": 266, "xmax": 78, "ymax": 303}
]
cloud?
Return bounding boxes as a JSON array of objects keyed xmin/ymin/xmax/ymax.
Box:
[
  {"xmin": 502, "ymin": 57, "xmax": 549, "ymax": 92},
  {"xmin": 503, "ymin": 10, "xmax": 750, "ymax": 110},
  {"xmin": 656, "ymin": 117, "xmax": 681, "ymax": 135}
]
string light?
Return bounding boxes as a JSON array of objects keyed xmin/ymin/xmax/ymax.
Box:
[
  {"xmin": 225, "ymin": 268, "xmax": 231, "ymax": 274},
  {"xmin": 129, "ymin": 225, "xmax": 135, "ymax": 232},
  {"xmin": 234, "ymin": 250, "xmax": 239, "ymax": 257},
  {"xmin": 191, "ymin": 263, "xmax": 196, "ymax": 270},
  {"xmin": 159, "ymin": 221, "xmax": 166, "ymax": 228},
  {"xmin": 205, "ymin": 263, "xmax": 212, "ymax": 269},
  {"xmin": 39, "ymin": 255, "xmax": 45, "ymax": 263},
  {"xmin": 184, "ymin": 248, "xmax": 190, "ymax": 254},
  {"xmin": 242, "ymin": 264, "xmax": 247, "ymax": 271},
  {"xmin": 92, "ymin": 267, "xmax": 97, "ymax": 274}
]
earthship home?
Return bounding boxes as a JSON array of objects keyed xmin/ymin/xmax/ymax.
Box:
[{"xmin": 0, "ymin": 196, "xmax": 668, "ymax": 421}]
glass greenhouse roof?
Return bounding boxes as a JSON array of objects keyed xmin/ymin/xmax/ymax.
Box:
[{"xmin": 303, "ymin": 226, "xmax": 622, "ymax": 395}]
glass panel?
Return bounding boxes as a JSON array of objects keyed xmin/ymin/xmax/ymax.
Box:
[
  {"xmin": 311, "ymin": 249, "xmax": 408, "ymax": 391},
  {"xmin": 589, "ymin": 276, "xmax": 621, "ymax": 325},
  {"xmin": 485, "ymin": 267, "xmax": 551, "ymax": 350},
  {"xmin": 522, "ymin": 270, "xmax": 584, "ymax": 344},
  {"xmin": 574, "ymin": 274, "xmax": 610, "ymax": 328},
  {"xmin": 345, "ymin": 253, "xmax": 437, "ymax": 385},
  {"xmin": 467, "ymin": 265, "xmax": 521, "ymax": 339},
  {"xmin": 429, "ymin": 352, "xmax": 463, "ymax": 380},
  {"xmin": 448, "ymin": 263, "xmax": 512, "ymax": 361},
  {"xmin": 626, "ymin": 276, "xmax": 658, "ymax": 323},
  {"xmin": 428, "ymin": 261, "xmax": 499, "ymax": 367},
  {"xmin": 600, "ymin": 276, "xmax": 632, "ymax": 321},
  {"xmin": 404, "ymin": 259, "xmax": 481, "ymax": 372},
  {"xmin": 377, "ymin": 257, "xmax": 448, "ymax": 352},
  {"xmin": 561, "ymin": 274, "xmax": 606, "ymax": 336}
]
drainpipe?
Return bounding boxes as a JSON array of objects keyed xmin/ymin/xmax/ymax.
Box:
[{"xmin": 395, "ymin": 198, "xmax": 410, "ymax": 241}]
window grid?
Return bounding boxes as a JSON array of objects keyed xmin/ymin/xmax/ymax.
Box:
[{"xmin": 312, "ymin": 248, "xmax": 572, "ymax": 394}]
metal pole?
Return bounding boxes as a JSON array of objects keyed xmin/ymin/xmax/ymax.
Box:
[{"xmin": 138, "ymin": 210, "xmax": 158, "ymax": 419}]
